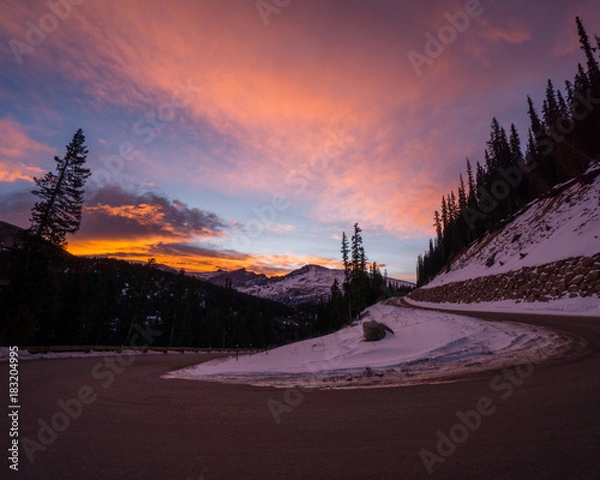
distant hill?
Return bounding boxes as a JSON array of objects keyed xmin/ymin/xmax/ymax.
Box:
[
  {"xmin": 0, "ymin": 220, "xmax": 23, "ymax": 248},
  {"xmin": 0, "ymin": 248, "xmax": 298, "ymax": 347},
  {"xmin": 196, "ymin": 264, "xmax": 415, "ymax": 306}
]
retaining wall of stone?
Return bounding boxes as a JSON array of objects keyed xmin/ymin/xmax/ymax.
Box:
[{"xmin": 409, "ymin": 253, "xmax": 600, "ymax": 304}]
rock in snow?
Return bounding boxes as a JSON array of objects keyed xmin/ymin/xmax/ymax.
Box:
[{"xmin": 362, "ymin": 320, "xmax": 394, "ymax": 341}]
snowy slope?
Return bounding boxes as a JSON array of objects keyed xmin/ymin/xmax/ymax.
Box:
[
  {"xmin": 198, "ymin": 264, "xmax": 414, "ymax": 306},
  {"xmin": 164, "ymin": 301, "xmax": 579, "ymax": 389},
  {"xmin": 426, "ymin": 167, "xmax": 600, "ymax": 288}
]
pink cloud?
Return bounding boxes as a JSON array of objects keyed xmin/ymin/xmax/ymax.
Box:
[
  {"xmin": 3, "ymin": 0, "xmax": 596, "ymax": 256},
  {"xmin": 0, "ymin": 118, "xmax": 55, "ymax": 182}
]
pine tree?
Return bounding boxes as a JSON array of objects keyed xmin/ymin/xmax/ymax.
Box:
[
  {"xmin": 433, "ymin": 210, "xmax": 443, "ymax": 245},
  {"xmin": 556, "ymin": 89, "xmax": 568, "ymax": 117},
  {"xmin": 574, "ymin": 63, "xmax": 591, "ymax": 95},
  {"xmin": 417, "ymin": 16, "xmax": 600, "ymax": 295},
  {"xmin": 351, "ymin": 223, "xmax": 363, "ymax": 277},
  {"xmin": 576, "ymin": 17, "xmax": 600, "ymax": 89},
  {"xmin": 564, "ymin": 80, "xmax": 575, "ymax": 107},
  {"xmin": 527, "ymin": 96, "xmax": 558, "ymax": 188},
  {"xmin": 466, "ymin": 158, "xmax": 477, "ymax": 208},
  {"xmin": 574, "ymin": 18, "xmax": 600, "ymax": 161},
  {"xmin": 30, "ymin": 129, "xmax": 90, "ymax": 247},
  {"xmin": 341, "ymin": 231, "xmax": 350, "ymax": 285},
  {"xmin": 508, "ymin": 123, "xmax": 529, "ymax": 209},
  {"xmin": 543, "ymin": 79, "xmax": 561, "ymax": 129},
  {"xmin": 527, "ymin": 96, "xmax": 544, "ymax": 136},
  {"xmin": 440, "ymin": 196, "xmax": 449, "ymax": 234},
  {"xmin": 458, "ymin": 174, "xmax": 467, "ymax": 211}
]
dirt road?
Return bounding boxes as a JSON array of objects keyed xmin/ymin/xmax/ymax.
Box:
[{"xmin": 2, "ymin": 306, "xmax": 599, "ymax": 479}]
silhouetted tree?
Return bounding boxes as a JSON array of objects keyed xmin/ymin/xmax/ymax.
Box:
[{"xmin": 30, "ymin": 129, "xmax": 90, "ymax": 247}]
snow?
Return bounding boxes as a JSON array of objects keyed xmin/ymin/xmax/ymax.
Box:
[
  {"xmin": 197, "ymin": 264, "xmax": 414, "ymax": 305},
  {"xmin": 425, "ymin": 168, "xmax": 600, "ymax": 288},
  {"xmin": 163, "ymin": 302, "xmax": 578, "ymax": 389},
  {"xmin": 405, "ymin": 295, "xmax": 600, "ymax": 317}
]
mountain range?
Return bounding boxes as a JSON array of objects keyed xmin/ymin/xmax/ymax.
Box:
[{"xmin": 195, "ymin": 264, "xmax": 415, "ymax": 306}]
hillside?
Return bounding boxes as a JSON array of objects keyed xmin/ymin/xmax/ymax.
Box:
[
  {"xmin": 0, "ymin": 247, "xmax": 298, "ymax": 347},
  {"xmin": 0, "ymin": 220, "xmax": 23, "ymax": 248},
  {"xmin": 410, "ymin": 166, "xmax": 600, "ymax": 314},
  {"xmin": 196, "ymin": 264, "xmax": 414, "ymax": 306}
]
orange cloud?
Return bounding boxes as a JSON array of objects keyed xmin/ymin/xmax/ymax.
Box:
[
  {"xmin": 2, "ymin": 2, "xmax": 466, "ymax": 242},
  {"xmin": 4, "ymin": 0, "xmax": 588, "ymax": 281},
  {"xmin": 67, "ymin": 237, "xmax": 340, "ymax": 277},
  {"xmin": 479, "ymin": 18, "xmax": 532, "ymax": 44},
  {"xmin": 0, "ymin": 117, "xmax": 55, "ymax": 182},
  {"xmin": 0, "ymin": 162, "xmax": 45, "ymax": 183}
]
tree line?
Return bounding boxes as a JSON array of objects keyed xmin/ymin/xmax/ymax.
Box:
[
  {"xmin": 417, "ymin": 17, "xmax": 600, "ymax": 286},
  {"xmin": 313, "ymin": 223, "xmax": 412, "ymax": 333},
  {"xmin": 0, "ymin": 129, "xmax": 310, "ymax": 347},
  {"xmin": 2, "ymin": 131, "xmax": 406, "ymax": 347},
  {"xmin": 0, "ymin": 246, "xmax": 307, "ymax": 348}
]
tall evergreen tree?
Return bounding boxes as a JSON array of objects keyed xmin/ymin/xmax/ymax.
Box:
[
  {"xmin": 527, "ymin": 96, "xmax": 558, "ymax": 188},
  {"xmin": 574, "ymin": 18, "xmax": 600, "ymax": 161},
  {"xmin": 466, "ymin": 158, "xmax": 477, "ymax": 208},
  {"xmin": 351, "ymin": 223, "xmax": 366, "ymax": 278},
  {"xmin": 564, "ymin": 79, "xmax": 575, "ymax": 108},
  {"xmin": 543, "ymin": 79, "xmax": 561, "ymax": 129},
  {"xmin": 30, "ymin": 129, "xmax": 90, "ymax": 247},
  {"xmin": 576, "ymin": 17, "xmax": 600, "ymax": 89},
  {"xmin": 458, "ymin": 174, "xmax": 467, "ymax": 211},
  {"xmin": 341, "ymin": 231, "xmax": 350, "ymax": 285},
  {"xmin": 508, "ymin": 123, "xmax": 529, "ymax": 210},
  {"xmin": 433, "ymin": 210, "xmax": 443, "ymax": 245},
  {"xmin": 440, "ymin": 195, "xmax": 449, "ymax": 234},
  {"xmin": 574, "ymin": 63, "xmax": 591, "ymax": 95},
  {"xmin": 556, "ymin": 89, "xmax": 568, "ymax": 117}
]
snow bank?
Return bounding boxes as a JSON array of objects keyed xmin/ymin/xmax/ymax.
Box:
[
  {"xmin": 405, "ymin": 295, "xmax": 600, "ymax": 317},
  {"xmin": 164, "ymin": 303, "xmax": 579, "ymax": 389}
]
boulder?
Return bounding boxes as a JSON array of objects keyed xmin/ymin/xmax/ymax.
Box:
[{"xmin": 362, "ymin": 320, "xmax": 394, "ymax": 342}]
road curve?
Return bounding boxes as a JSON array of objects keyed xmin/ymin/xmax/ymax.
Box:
[{"xmin": 2, "ymin": 304, "xmax": 599, "ymax": 479}]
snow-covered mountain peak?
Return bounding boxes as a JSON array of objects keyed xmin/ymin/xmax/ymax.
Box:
[{"xmin": 197, "ymin": 264, "xmax": 415, "ymax": 306}]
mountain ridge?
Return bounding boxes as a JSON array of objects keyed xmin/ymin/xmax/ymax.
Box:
[{"xmin": 196, "ymin": 263, "xmax": 415, "ymax": 306}]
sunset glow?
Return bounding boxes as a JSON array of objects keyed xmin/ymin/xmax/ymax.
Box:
[{"xmin": 1, "ymin": 0, "xmax": 599, "ymax": 280}]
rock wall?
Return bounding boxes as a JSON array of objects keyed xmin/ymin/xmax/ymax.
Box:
[{"xmin": 409, "ymin": 253, "xmax": 600, "ymax": 304}]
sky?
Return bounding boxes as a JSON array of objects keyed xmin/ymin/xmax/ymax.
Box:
[{"xmin": 1, "ymin": 0, "xmax": 599, "ymax": 281}]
